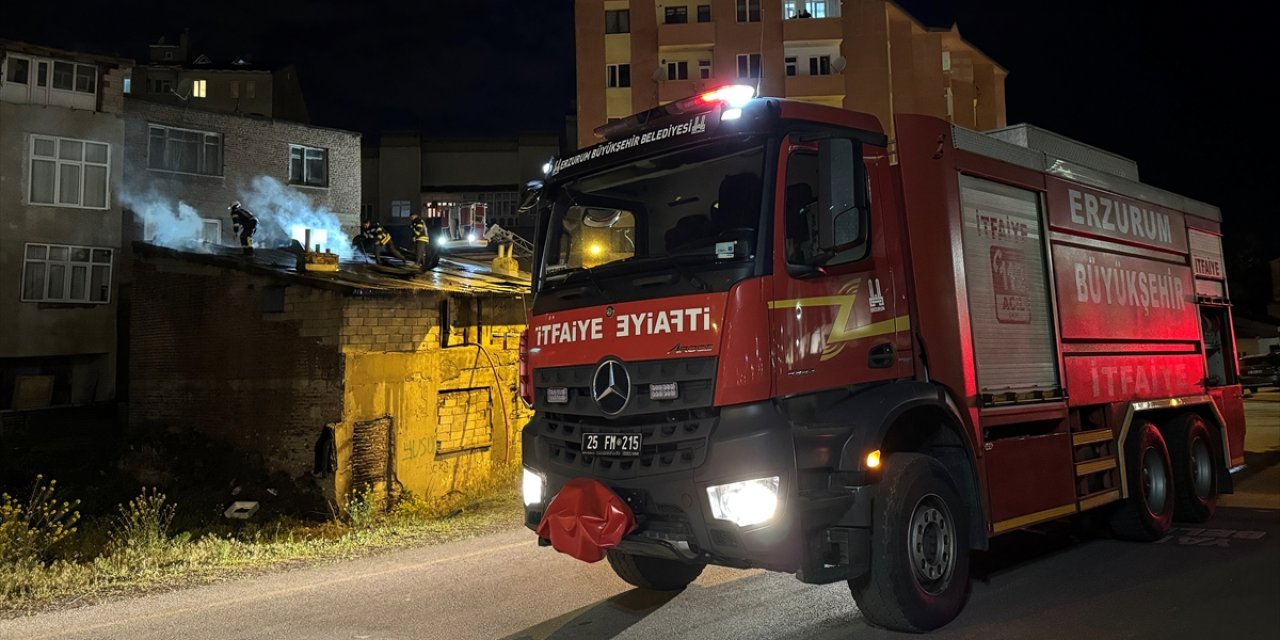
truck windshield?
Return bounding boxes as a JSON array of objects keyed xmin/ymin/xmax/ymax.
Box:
[{"xmin": 540, "ymin": 138, "xmax": 766, "ymax": 291}]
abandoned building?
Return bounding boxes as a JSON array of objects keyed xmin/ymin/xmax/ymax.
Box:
[{"xmin": 128, "ymin": 243, "xmax": 531, "ymax": 510}]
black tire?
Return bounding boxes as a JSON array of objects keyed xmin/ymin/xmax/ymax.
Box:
[
  {"xmin": 1165, "ymin": 413, "xmax": 1219, "ymax": 523},
  {"xmin": 849, "ymin": 453, "xmax": 971, "ymax": 632},
  {"xmin": 605, "ymin": 550, "xmax": 705, "ymax": 591},
  {"xmin": 1109, "ymin": 421, "xmax": 1175, "ymax": 541}
]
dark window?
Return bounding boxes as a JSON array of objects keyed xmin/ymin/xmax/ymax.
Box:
[
  {"xmin": 148, "ymin": 125, "xmax": 223, "ymax": 176},
  {"xmin": 737, "ymin": 53, "xmax": 762, "ymax": 79},
  {"xmin": 809, "ymin": 55, "xmax": 832, "ymax": 76},
  {"xmin": 785, "ymin": 57, "xmax": 797, "ymax": 76},
  {"xmin": 736, "ymin": 0, "xmax": 761, "ymax": 22},
  {"xmin": 605, "ymin": 9, "xmax": 630, "ymax": 33},
  {"xmin": 664, "ymin": 6, "xmax": 688, "ymax": 24},
  {"xmin": 52, "ymin": 61, "xmax": 74, "ymax": 90},
  {"xmin": 667, "ymin": 61, "xmax": 689, "ymax": 80},
  {"xmin": 784, "ymin": 151, "xmax": 819, "ymax": 265},
  {"xmin": 289, "ymin": 144, "xmax": 328, "ymax": 187},
  {"xmin": 607, "ymin": 64, "xmax": 631, "ymax": 88},
  {"xmin": 6, "ymin": 57, "xmax": 29, "ymax": 84},
  {"xmin": 697, "ymin": 4, "xmax": 712, "ymax": 22},
  {"xmin": 698, "ymin": 59, "xmax": 712, "ymax": 79}
]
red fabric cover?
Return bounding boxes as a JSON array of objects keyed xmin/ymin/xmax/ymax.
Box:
[{"xmin": 536, "ymin": 477, "xmax": 637, "ymax": 563}]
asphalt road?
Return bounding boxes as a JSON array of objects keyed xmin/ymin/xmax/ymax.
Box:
[{"xmin": 4, "ymin": 396, "xmax": 1279, "ymax": 640}]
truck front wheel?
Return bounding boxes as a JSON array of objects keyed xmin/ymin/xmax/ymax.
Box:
[
  {"xmin": 849, "ymin": 453, "xmax": 971, "ymax": 632},
  {"xmin": 605, "ymin": 550, "xmax": 705, "ymax": 591}
]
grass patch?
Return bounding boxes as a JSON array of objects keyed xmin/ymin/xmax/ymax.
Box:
[{"xmin": 0, "ymin": 477, "xmax": 523, "ymax": 617}]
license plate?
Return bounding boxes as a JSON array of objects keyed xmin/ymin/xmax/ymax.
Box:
[{"xmin": 582, "ymin": 433, "xmax": 642, "ymax": 457}]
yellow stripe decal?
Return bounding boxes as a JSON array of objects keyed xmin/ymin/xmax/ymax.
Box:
[{"xmin": 992, "ymin": 503, "xmax": 1078, "ymax": 534}]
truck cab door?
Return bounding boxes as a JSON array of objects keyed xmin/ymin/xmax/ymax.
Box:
[{"xmin": 769, "ymin": 135, "xmax": 910, "ymax": 397}]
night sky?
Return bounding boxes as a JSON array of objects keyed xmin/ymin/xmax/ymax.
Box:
[{"xmin": 4, "ymin": 0, "xmax": 1275, "ymax": 317}]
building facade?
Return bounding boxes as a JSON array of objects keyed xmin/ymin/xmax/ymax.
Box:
[
  {"xmin": 575, "ymin": 0, "xmax": 1007, "ymax": 146},
  {"xmin": 129, "ymin": 31, "xmax": 309, "ymax": 123},
  {"xmin": 129, "ymin": 245, "xmax": 531, "ymax": 510},
  {"xmin": 0, "ymin": 41, "xmax": 131, "ymax": 411},
  {"xmin": 361, "ymin": 133, "xmax": 561, "ymax": 234},
  {"xmin": 121, "ymin": 98, "xmax": 362, "ymax": 251}
]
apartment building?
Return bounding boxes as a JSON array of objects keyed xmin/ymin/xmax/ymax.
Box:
[
  {"xmin": 575, "ymin": 0, "xmax": 1006, "ymax": 145},
  {"xmin": 0, "ymin": 40, "xmax": 131, "ymax": 411},
  {"xmin": 128, "ymin": 31, "xmax": 309, "ymax": 123}
]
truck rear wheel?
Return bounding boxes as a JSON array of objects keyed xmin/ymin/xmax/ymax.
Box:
[
  {"xmin": 1109, "ymin": 420, "xmax": 1175, "ymax": 541},
  {"xmin": 1165, "ymin": 413, "xmax": 1218, "ymax": 523},
  {"xmin": 605, "ymin": 550, "xmax": 705, "ymax": 591},
  {"xmin": 849, "ymin": 453, "xmax": 970, "ymax": 632}
]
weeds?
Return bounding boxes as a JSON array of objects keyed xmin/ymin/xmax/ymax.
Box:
[
  {"xmin": 0, "ymin": 474, "xmax": 521, "ymax": 616},
  {"xmin": 105, "ymin": 488, "xmax": 175, "ymax": 554},
  {"xmin": 0, "ymin": 475, "xmax": 80, "ymax": 566}
]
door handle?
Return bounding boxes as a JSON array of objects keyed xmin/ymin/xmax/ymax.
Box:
[{"xmin": 868, "ymin": 343, "xmax": 894, "ymax": 369}]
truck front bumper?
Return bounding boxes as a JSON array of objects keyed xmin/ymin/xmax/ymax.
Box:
[{"xmin": 522, "ymin": 400, "xmax": 874, "ymax": 578}]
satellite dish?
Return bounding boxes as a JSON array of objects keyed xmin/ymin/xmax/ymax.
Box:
[
  {"xmin": 832, "ymin": 56, "xmax": 847, "ymax": 73},
  {"xmin": 172, "ymin": 77, "xmax": 194, "ymax": 100},
  {"xmin": 652, "ymin": 67, "xmax": 665, "ymax": 82}
]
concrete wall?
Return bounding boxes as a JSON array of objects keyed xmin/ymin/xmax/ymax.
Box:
[
  {"xmin": 0, "ymin": 59, "xmax": 128, "ymax": 407},
  {"xmin": 121, "ymin": 98, "xmax": 362, "ymax": 247},
  {"xmin": 129, "ymin": 251, "xmax": 531, "ymax": 508}
]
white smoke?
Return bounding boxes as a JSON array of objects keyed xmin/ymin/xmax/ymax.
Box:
[
  {"xmin": 120, "ymin": 188, "xmax": 215, "ymax": 253},
  {"xmin": 239, "ymin": 176, "xmax": 354, "ymax": 259}
]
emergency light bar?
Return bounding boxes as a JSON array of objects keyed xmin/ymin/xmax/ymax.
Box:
[{"xmin": 594, "ymin": 84, "xmax": 757, "ymax": 141}]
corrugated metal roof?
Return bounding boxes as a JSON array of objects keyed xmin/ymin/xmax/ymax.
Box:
[{"xmin": 133, "ymin": 242, "xmax": 530, "ymax": 297}]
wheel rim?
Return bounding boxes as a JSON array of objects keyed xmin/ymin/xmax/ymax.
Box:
[
  {"xmin": 1190, "ymin": 436, "xmax": 1214, "ymax": 499},
  {"xmin": 908, "ymin": 494, "xmax": 956, "ymax": 595},
  {"xmin": 1141, "ymin": 446, "xmax": 1170, "ymax": 515}
]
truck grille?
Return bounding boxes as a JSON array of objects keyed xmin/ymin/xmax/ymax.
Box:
[{"xmin": 536, "ymin": 409, "xmax": 716, "ymax": 479}]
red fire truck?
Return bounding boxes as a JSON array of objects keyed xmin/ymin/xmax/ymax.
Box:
[{"xmin": 517, "ymin": 86, "xmax": 1245, "ymax": 631}]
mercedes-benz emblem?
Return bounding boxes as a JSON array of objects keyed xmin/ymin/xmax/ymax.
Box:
[
  {"xmin": 605, "ymin": 306, "xmax": 615, "ymax": 318},
  {"xmin": 592, "ymin": 359, "xmax": 631, "ymax": 416}
]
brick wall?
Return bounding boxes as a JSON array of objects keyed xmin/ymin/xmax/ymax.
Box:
[
  {"xmin": 120, "ymin": 98, "xmax": 361, "ymax": 250},
  {"xmin": 129, "ymin": 254, "xmax": 345, "ymax": 502}
]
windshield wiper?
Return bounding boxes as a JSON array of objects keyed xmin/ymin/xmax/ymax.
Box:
[
  {"xmin": 544, "ymin": 266, "xmax": 613, "ymax": 302},
  {"xmin": 618, "ymin": 254, "xmax": 709, "ymax": 291}
]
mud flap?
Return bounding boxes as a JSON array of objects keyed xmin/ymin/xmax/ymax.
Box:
[{"xmin": 535, "ymin": 477, "xmax": 637, "ymax": 563}]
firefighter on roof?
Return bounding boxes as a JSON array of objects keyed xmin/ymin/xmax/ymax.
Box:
[
  {"xmin": 410, "ymin": 210, "xmax": 439, "ymax": 271},
  {"xmin": 359, "ymin": 220, "xmax": 407, "ymax": 266},
  {"xmin": 228, "ymin": 201, "xmax": 258, "ymax": 256}
]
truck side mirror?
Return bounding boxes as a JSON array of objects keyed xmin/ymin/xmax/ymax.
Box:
[
  {"xmin": 518, "ymin": 180, "xmax": 544, "ymax": 214},
  {"xmin": 817, "ymin": 138, "xmax": 865, "ymax": 255}
]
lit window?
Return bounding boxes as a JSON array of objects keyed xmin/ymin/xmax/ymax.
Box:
[
  {"xmin": 123, "ymin": 69, "xmax": 132, "ymax": 94},
  {"xmin": 21, "ymin": 243, "xmax": 113, "ymax": 304},
  {"xmin": 289, "ymin": 144, "xmax": 328, "ymax": 187},
  {"xmin": 28, "ymin": 135, "xmax": 110, "ymax": 209},
  {"xmin": 148, "ymin": 124, "xmax": 222, "ymax": 176},
  {"xmin": 192, "ymin": 79, "xmax": 207, "ymax": 98}
]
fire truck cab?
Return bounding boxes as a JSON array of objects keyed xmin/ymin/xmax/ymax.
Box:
[{"xmin": 518, "ymin": 86, "xmax": 1244, "ymax": 631}]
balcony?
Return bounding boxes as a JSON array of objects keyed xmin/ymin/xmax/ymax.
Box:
[
  {"xmin": 782, "ymin": 17, "xmax": 842, "ymax": 42},
  {"xmin": 784, "ymin": 74, "xmax": 844, "ymax": 99},
  {"xmin": 658, "ymin": 22, "xmax": 715, "ymax": 49}
]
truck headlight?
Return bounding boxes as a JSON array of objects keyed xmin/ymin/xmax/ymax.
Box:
[
  {"xmin": 706, "ymin": 476, "xmax": 780, "ymax": 527},
  {"xmin": 523, "ymin": 468, "xmax": 545, "ymax": 506}
]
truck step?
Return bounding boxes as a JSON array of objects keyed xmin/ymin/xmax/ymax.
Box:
[
  {"xmin": 1075, "ymin": 458, "xmax": 1117, "ymax": 476},
  {"xmin": 1077, "ymin": 489, "xmax": 1121, "ymax": 511},
  {"xmin": 1072, "ymin": 429, "xmax": 1113, "ymax": 446}
]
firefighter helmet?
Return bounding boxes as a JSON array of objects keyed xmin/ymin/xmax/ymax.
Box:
[{"xmin": 228, "ymin": 201, "xmax": 242, "ymax": 211}]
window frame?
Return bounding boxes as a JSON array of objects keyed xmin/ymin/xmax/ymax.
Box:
[
  {"xmin": 664, "ymin": 6, "xmax": 689, "ymax": 24},
  {"xmin": 605, "ymin": 9, "xmax": 631, "ymax": 33},
  {"xmin": 736, "ymin": 53, "xmax": 762, "ymax": 79},
  {"xmin": 697, "ymin": 4, "xmax": 712, "ymax": 22},
  {"xmin": 288, "ymin": 143, "xmax": 329, "ymax": 188},
  {"xmin": 606, "ymin": 63, "xmax": 632, "ymax": 88},
  {"xmin": 666, "ymin": 60, "xmax": 689, "ymax": 80},
  {"xmin": 698, "ymin": 58, "xmax": 713, "ymax": 79},
  {"xmin": 785, "ymin": 56, "xmax": 798, "ymax": 76},
  {"xmin": 147, "ymin": 124, "xmax": 224, "ymax": 177},
  {"xmin": 736, "ymin": 0, "xmax": 761, "ymax": 22},
  {"xmin": 28, "ymin": 134, "xmax": 111, "ymax": 210},
  {"xmin": 20, "ymin": 242, "xmax": 114, "ymax": 304}
]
